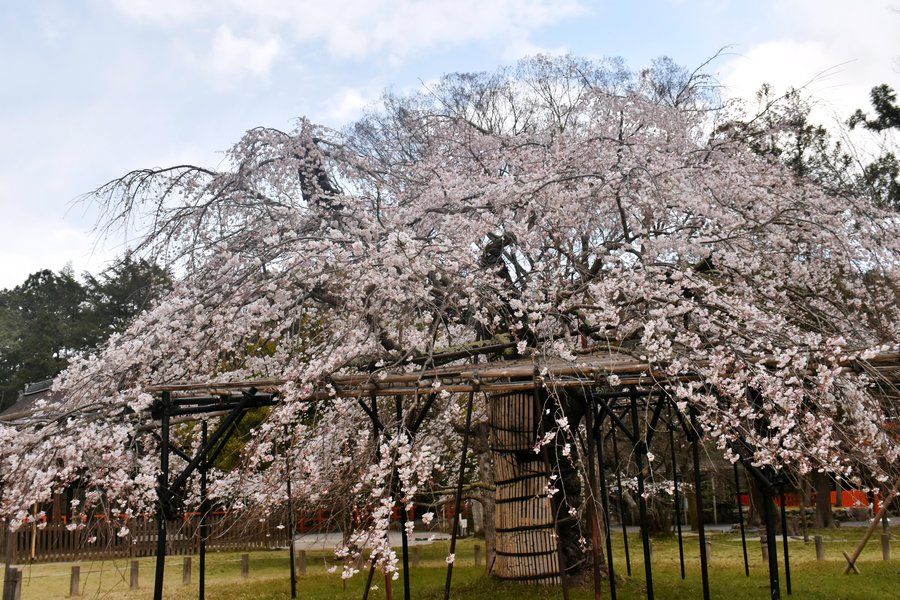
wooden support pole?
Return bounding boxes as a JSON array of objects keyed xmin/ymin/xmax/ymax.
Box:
[
  {"xmin": 361, "ymin": 555, "xmax": 377, "ymax": 600},
  {"xmin": 3, "ymin": 519, "xmax": 14, "ymax": 590},
  {"xmin": 815, "ymin": 536, "xmax": 825, "ymax": 561},
  {"xmin": 842, "ymin": 478, "xmax": 900, "ymax": 574},
  {"xmin": 241, "ymin": 554, "xmax": 249, "ymax": 578},
  {"xmin": 182, "ymin": 557, "xmax": 192, "ymax": 585},
  {"xmin": 412, "ymin": 547, "xmax": 420, "ymax": 568},
  {"xmin": 298, "ymin": 550, "xmax": 307, "ymax": 576},
  {"xmin": 130, "ymin": 560, "xmax": 140, "ymax": 590},
  {"xmin": 474, "ymin": 544, "xmax": 482, "ymax": 567},
  {"xmin": 881, "ymin": 534, "xmax": 891, "ymax": 561},
  {"xmin": 70, "ymin": 565, "xmax": 81, "ymax": 597},
  {"xmin": 2, "ymin": 566, "xmax": 21, "ymax": 600},
  {"xmin": 842, "ymin": 551, "xmax": 861, "ymax": 574}
]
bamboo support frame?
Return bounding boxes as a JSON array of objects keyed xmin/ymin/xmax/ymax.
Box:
[{"xmin": 120, "ymin": 348, "xmax": 900, "ymax": 600}]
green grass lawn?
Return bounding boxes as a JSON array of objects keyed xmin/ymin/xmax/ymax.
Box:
[{"xmin": 7, "ymin": 527, "xmax": 899, "ymax": 599}]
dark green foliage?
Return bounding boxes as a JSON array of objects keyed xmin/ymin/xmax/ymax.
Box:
[
  {"xmin": 82, "ymin": 256, "xmax": 172, "ymax": 337},
  {"xmin": 849, "ymin": 84, "xmax": 900, "ymax": 209},
  {"xmin": 0, "ymin": 257, "xmax": 171, "ymax": 410},
  {"xmin": 849, "ymin": 84, "xmax": 900, "ymax": 133},
  {"xmin": 724, "ymin": 83, "xmax": 900, "ymax": 210}
]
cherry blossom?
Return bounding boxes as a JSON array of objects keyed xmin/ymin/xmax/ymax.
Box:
[{"xmin": 1, "ymin": 56, "xmax": 897, "ymax": 579}]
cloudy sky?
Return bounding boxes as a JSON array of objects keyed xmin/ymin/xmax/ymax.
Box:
[{"xmin": 1, "ymin": 0, "xmax": 898, "ymax": 289}]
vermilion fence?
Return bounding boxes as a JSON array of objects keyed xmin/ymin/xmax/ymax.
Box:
[
  {"xmin": 736, "ymin": 490, "xmax": 880, "ymax": 512},
  {"xmin": 0, "ymin": 514, "xmax": 292, "ymax": 564}
]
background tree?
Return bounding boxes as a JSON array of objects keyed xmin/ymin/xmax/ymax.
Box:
[
  {"xmin": 0, "ymin": 258, "xmax": 171, "ymax": 410},
  {"xmin": 0, "ymin": 268, "xmax": 87, "ymax": 409},
  {"xmin": 849, "ymin": 84, "xmax": 900, "ymax": 209},
  {"xmin": 727, "ymin": 82, "xmax": 900, "ymax": 211}
]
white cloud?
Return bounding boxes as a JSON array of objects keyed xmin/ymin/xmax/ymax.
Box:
[
  {"xmin": 108, "ymin": 0, "xmax": 585, "ymax": 62},
  {"xmin": 721, "ymin": 0, "xmax": 900, "ymax": 120},
  {"xmin": 501, "ymin": 38, "xmax": 569, "ymax": 62},
  {"xmin": 0, "ymin": 222, "xmax": 120, "ymax": 289},
  {"xmin": 205, "ymin": 26, "xmax": 281, "ymax": 82},
  {"xmin": 319, "ymin": 88, "xmax": 377, "ymax": 127},
  {"xmin": 107, "ymin": 0, "xmax": 217, "ymax": 25}
]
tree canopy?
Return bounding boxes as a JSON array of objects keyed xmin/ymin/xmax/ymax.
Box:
[
  {"xmin": 1, "ymin": 55, "xmax": 898, "ymax": 576},
  {"xmin": 0, "ymin": 258, "xmax": 171, "ymax": 411}
]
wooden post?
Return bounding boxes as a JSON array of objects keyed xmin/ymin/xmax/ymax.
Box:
[
  {"xmin": 70, "ymin": 565, "xmax": 81, "ymax": 597},
  {"xmin": 842, "ymin": 551, "xmax": 860, "ymax": 574},
  {"xmin": 474, "ymin": 544, "xmax": 482, "ymax": 567},
  {"xmin": 881, "ymin": 534, "xmax": 891, "ymax": 561},
  {"xmin": 298, "ymin": 550, "xmax": 307, "ymax": 576},
  {"xmin": 241, "ymin": 553, "xmax": 249, "ymax": 578},
  {"xmin": 705, "ymin": 540, "xmax": 712, "ymax": 561},
  {"xmin": 182, "ymin": 557, "xmax": 192, "ymax": 585},
  {"xmin": 760, "ymin": 535, "xmax": 769, "ymax": 562},
  {"xmin": 2, "ymin": 566, "xmax": 21, "ymax": 600},
  {"xmin": 815, "ymin": 535, "xmax": 825, "ymax": 561},
  {"xmin": 130, "ymin": 560, "xmax": 140, "ymax": 590},
  {"xmin": 412, "ymin": 547, "xmax": 420, "ymax": 568},
  {"xmin": 842, "ymin": 478, "xmax": 900, "ymax": 574}
]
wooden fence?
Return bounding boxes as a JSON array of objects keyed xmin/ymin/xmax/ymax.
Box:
[{"xmin": 0, "ymin": 515, "xmax": 292, "ymax": 564}]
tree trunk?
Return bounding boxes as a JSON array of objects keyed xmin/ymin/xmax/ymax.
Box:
[
  {"xmin": 813, "ymin": 471, "xmax": 834, "ymax": 528},
  {"xmin": 742, "ymin": 474, "xmax": 767, "ymax": 527},
  {"xmin": 488, "ymin": 391, "xmax": 585, "ymax": 583}
]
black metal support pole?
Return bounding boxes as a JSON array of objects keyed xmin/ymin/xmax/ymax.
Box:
[
  {"xmin": 667, "ymin": 406, "xmax": 685, "ymax": 580},
  {"xmin": 153, "ymin": 392, "xmax": 170, "ymax": 600},
  {"xmin": 285, "ymin": 425, "xmax": 297, "ymax": 599},
  {"xmin": 362, "ymin": 555, "xmax": 378, "ymax": 600},
  {"xmin": 761, "ymin": 488, "xmax": 781, "ymax": 600},
  {"xmin": 169, "ymin": 390, "xmax": 255, "ymax": 495},
  {"xmin": 362, "ymin": 392, "xmax": 382, "ymax": 600},
  {"xmin": 689, "ymin": 410, "xmax": 710, "ymax": 600},
  {"xmin": 396, "ymin": 396, "xmax": 411, "ymax": 600},
  {"xmin": 596, "ymin": 416, "xmax": 617, "ymax": 600},
  {"xmin": 583, "ymin": 404, "xmax": 604, "ymax": 600},
  {"xmin": 199, "ymin": 421, "xmax": 208, "ymax": 600},
  {"xmin": 779, "ymin": 490, "xmax": 792, "ymax": 595},
  {"xmin": 734, "ymin": 463, "xmax": 749, "ymax": 577},
  {"xmin": 611, "ymin": 427, "xmax": 631, "ymax": 576},
  {"xmin": 630, "ymin": 391, "xmax": 654, "ymax": 600},
  {"xmin": 443, "ymin": 390, "xmax": 475, "ymax": 600},
  {"xmin": 534, "ymin": 384, "xmax": 571, "ymax": 600}
]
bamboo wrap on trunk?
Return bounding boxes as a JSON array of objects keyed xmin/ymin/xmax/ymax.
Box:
[{"xmin": 489, "ymin": 391, "xmax": 559, "ymax": 583}]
